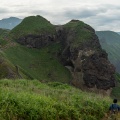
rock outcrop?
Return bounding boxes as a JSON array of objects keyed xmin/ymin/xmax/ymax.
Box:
[
  {"xmin": 17, "ymin": 34, "xmax": 56, "ymax": 48},
  {"xmin": 16, "ymin": 19, "xmax": 116, "ymax": 90}
]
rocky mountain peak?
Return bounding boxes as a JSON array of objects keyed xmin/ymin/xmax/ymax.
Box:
[{"xmin": 10, "ymin": 16, "xmax": 116, "ymax": 90}]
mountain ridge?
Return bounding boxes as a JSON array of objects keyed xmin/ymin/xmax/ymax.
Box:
[{"xmin": 0, "ymin": 15, "xmax": 116, "ymax": 91}]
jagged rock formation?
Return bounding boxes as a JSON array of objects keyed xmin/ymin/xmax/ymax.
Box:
[
  {"xmin": 12, "ymin": 16, "xmax": 116, "ymax": 90},
  {"xmin": 96, "ymin": 31, "xmax": 120, "ymax": 74},
  {"xmin": 17, "ymin": 34, "xmax": 56, "ymax": 48}
]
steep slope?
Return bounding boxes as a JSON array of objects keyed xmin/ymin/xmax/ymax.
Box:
[
  {"xmin": 7, "ymin": 16, "xmax": 116, "ymax": 90},
  {"xmin": 0, "ymin": 28, "xmax": 10, "ymax": 47},
  {"xmin": 3, "ymin": 44, "xmax": 72, "ymax": 82},
  {"xmin": 96, "ymin": 31, "xmax": 120, "ymax": 73},
  {"xmin": 0, "ymin": 17, "xmax": 22, "ymax": 29},
  {"xmin": 1, "ymin": 16, "xmax": 72, "ymax": 83},
  {"xmin": 0, "ymin": 52, "xmax": 27, "ymax": 79},
  {"xmin": 58, "ymin": 20, "xmax": 115, "ymax": 90}
]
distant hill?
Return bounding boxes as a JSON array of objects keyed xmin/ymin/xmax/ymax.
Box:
[
  {"xmin": 0, "ymin": 17, "xmax": 22, "ymax": 29},
  {"xmin": 96, "ymin": 31, "xmax": 120, "ymax": 73},
  {"xmin": 117, "ymin": 32, "xmax": 120, "ymax": 35}
]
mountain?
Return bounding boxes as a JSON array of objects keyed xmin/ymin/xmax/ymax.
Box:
[
  {"xmin": 0, "ymin": 17, "xmax": 22, "ymax": 29},
  {"xmin": 0, "ymin": 16, "xmax": 116, "ymax": 91},
  {"xmin": 96, "ymin": 31, "xmax": 120, "ymax": 73},
  {"xmin": 117, "ymin": 32, "xmax": 120, "ymax": 35}
]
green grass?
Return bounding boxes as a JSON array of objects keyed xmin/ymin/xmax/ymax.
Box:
[
  {"xmin": 0, "ymin": 52, "xmax": 28, "ymax": 79},
  {"xmin": 0, "ymin": 28, "xmax": 10, "ymax": 47},
  {"xmin": 3, "ymin": 44, "xmax": 72, "ymax": 83},
  {"xmin": 111, "ymin": 73, "xmax": 120, "ymax": 99},
  {"xmin": 64, "ymin": 20, "xmax": 93, "ymax": 48},
  {"xmin": 10, "ymin": 15, "xmax": 56, "ymax": 39},
  {"xmin": 0, "ymin": 79, "xmax": 112, "ymax": 120}
]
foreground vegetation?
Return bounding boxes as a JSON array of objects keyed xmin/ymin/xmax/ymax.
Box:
[{"xmin": 0, "ymin": 79, "xmax": 112, "ymax": 120}]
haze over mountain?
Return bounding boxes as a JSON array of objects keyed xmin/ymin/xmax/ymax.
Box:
[
  {"xmin": 117, "ymin": 32, "xmax": 120, "ymax": 35},
  {"xmin": 96, "ymin": 31, "xmax": 120, "ymax": 73},
  {"xmin": 0, "ymin": 17, "xmax": 22, "ymax": 30}
]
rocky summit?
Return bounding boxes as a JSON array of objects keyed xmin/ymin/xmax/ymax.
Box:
[{"xmin": 9, "ymin": 16, "xmax": 116, "ymax": 90}]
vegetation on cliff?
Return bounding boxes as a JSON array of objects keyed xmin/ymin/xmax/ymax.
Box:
[{"xmin": 64, "ymin": 20, "xmax": 94, "ymax": 48}]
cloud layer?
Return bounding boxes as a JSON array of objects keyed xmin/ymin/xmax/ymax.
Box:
[{"xmin": 0, "ymin": 0, "xmax": 120, "ymax": 31}]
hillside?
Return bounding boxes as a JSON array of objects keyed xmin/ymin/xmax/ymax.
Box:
[
  {"xmin": 0, "ymin": 79, "xmax": 111, "ymax": 120},
  {"xmin": 0, "ymin": 28, "xmax": 10, "ymax": 47},
  {"xmin": 10, "ymin": 15, "xmax": 55, "ymax": 39},
  {"xmin": 0, "ymin": 17, "xmax": 22, "ymax": 29},
  {"xmin": 96, "ymin": 31, "xmax": 120, "ymax": 73},
  {"xmin": 0, "ymin": 15, "xmax": 116, "ymax": 91}
]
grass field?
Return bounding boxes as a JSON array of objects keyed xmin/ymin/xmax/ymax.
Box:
[{"xmin": 0, "ymin": 79, "xmax": 112, "ymax": 120}]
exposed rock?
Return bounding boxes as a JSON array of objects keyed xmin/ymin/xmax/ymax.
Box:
[
  {"xmin": 82, "ymin": 50, "xmax": 115, "ymax": 90},
  {"xmin": 16, "ymin": 20, "xmax": 116, "ymax": 90},
  {"xmin": 56, "ymin": 23, "xmax": 116, "ymax": 90},
  {"xmin": 17, "ymin": 34, "xmax": 56, "ymax": 48}
]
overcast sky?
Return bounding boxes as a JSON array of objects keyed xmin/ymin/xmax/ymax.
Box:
[{"xmin": 0, "ymin": 0, "xmax": 120, "ymax": 31}]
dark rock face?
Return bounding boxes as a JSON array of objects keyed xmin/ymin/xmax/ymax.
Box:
[
  {"xmin": 17, "ymin": 34, "xmax": 56, "ymax": 48},
  {"xmin": 82, "ymin": 50, "xmax": 115, "ymax": 90},
  {"xmin": 56, "ymin": 25, "xmax": 116, "ymax": 90},
  {"xmin": 16, "ymin": 21, "xmax": 116, "ymax": 90}
]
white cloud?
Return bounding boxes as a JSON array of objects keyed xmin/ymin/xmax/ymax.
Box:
[{"xmin": 0, "ymin": 0, "xmax": 120, "ymax": 31}]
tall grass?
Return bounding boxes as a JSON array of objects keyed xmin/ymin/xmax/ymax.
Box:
[{"xmin": 0, "ymin": 79, "xmax": 111, "ymax": 120}]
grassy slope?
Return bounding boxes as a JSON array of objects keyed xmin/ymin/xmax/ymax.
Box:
[
  {"xmin": 0, "ymin": 15, "xmax": 72, "ymax": 83},
  {"xmin": 0, "ymin": 28, "xmax": 10, "ymax": 46},
  {"xmin": 0, "ymin": 79, "xmax": 111, "ymax": 120},
  {"xmin": 64, "ymin": 20, "xmax": 93, "ymax": 48},
  {"xmin": 10, "ymin": 15, "xmax": 56, "ymax": 39},
  {"xmin": 96, "ymin": 31, "xmax": 120, "ymax": 73},
  {"xmin": 3, "ymin": 44, "xmax": 72, "ymax": 83}
]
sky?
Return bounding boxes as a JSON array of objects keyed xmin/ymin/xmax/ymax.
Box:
[{"xmin": 0, "ymin": 0, "xmax": 120, "ymax": 31}]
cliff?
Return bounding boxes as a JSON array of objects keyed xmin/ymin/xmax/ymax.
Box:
[{"xmin": 9, "ymin": 16, "xmax": 116, "ymax": 90}]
